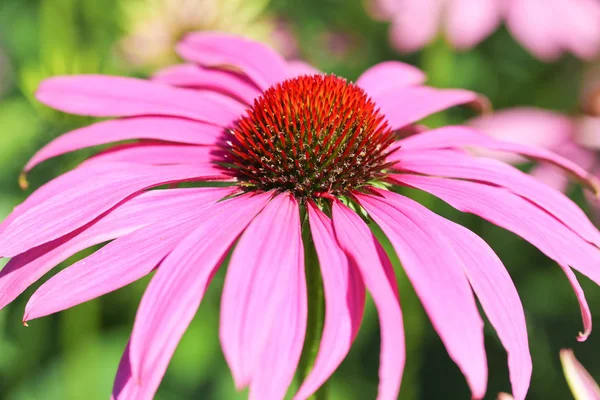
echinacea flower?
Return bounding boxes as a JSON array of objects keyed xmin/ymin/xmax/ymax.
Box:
[
  {"xmin": 500, "ymin": 349, "xmax": 600, "ymax": 400},
  {"xmin": 119, "ymin": 0, "xmax": 292, "ymax": 69},
  {"xmin": 2, "ymin": 33, "xmax": 600, "ymax": 400},
  {"xmin": 371, "ymin": 0, "xmax": 600, "ymax": 61}
]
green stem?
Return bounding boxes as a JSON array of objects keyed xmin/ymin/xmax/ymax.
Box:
[{"xmin": 296, "ymin": 213, "xmax": 327, "ymax": 399}]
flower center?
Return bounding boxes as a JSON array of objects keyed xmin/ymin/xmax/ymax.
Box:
[{"xmin": 227, "ymin": 74, "xmax": 395, "ymax": 201}]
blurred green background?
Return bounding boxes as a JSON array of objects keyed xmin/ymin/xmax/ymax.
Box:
[{"xmin": 0, "ymin": 0, "xmax": 598, "ymax": 399}]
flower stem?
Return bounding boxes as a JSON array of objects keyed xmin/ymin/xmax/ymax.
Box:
[{"xmin": 296, "ymin": 216, "xmax": 327, "ymax": 399}]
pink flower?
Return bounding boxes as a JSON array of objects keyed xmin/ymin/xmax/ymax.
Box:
[
  {"xmin": 1, "ymin": 33, "xmax": 600, "ymax": 399},
  {"xmin": 373, "ymin": 0, "xmax": 600, "ymax": 61}
]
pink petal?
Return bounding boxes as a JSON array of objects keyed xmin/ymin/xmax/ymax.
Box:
[
  {"xmin": 468, "ymin": 107, "xmax": 574, "ymax": 164},
  {"xmin": 392, "ymin": 126, "xmax": 599, "ymax": 191},
  {"xmin": 529, "ymin": 164, "xmax": 571, "ymax": 193},
  {"xmin": 247, "ymin": 197, "xmax": 306, "ymax": 400},
  {"xmin": 357, "ymin": 192, "xmax": 487, "ymax": 398},
  {"xmin": 445, "ymin": 0, "xmax": 501, "ymax": 49},
  {"xmin": 22, "ymin": 188, "xmax": 234, "ymax": 321},
  {"xmin": 220, "ymin": 193, "xmax": 305, "ymax": 398},
  {"xmin": 395, "ymin": 174, "xmax": 600, "ymax": 341},
  {"xmin": 557, "ymin": 0, "xmax": 600, "ymax": 60},
  {"xmin": 294, "ymin": 203, "xmax": 366, "ymax": 399},
  {"xmin": 152, "ymin": 64, "xmax": 261, "ymax": 105},
  {"xmin": 0, "ymin": 162, "xmax": 230, "ymax": 257},
  {"xmin": 332, "ymin": 201, "xmax": 404, "ymax": 400},
  {"xmin": 388, "ymin": 0, "xmax": 442, "ymax": 53},
  {"xmin": 370, "ymin": 189, "xmax": 530, "ymax": 399},
  {"xmin": 0, "ymin": 187, "xmax": 233, "ymax": 311},
  {"xmin": 560, "ymin": 349, "xmax": 600, "ymax": 399},
  {"xmin": 176, "ymin": 32, "xmax": 288, "ymax": 90},
  {"xmin": 575, "ymin": 117, "xmax": 600, "ymax": 149},
  {"xmin": 36, "ymin": 75, "xmax": 244, "ymax": 126},
  {"xmin": 126, "ymin": 192, "xmax": 270, "ymax": 399},
  {"xmin": 286, "ymin": 60, "xmax": 321, "ymax": 78},
  {"xmin": 393, "ymin": 150, "xmax": 600, "ymax": 246},
  {"xmin": 375, "ymin": 87, "xmax": 479, "ymax": 130},
  {"xmin": 505, "ymin": 0, "xmax": 563, "ymax": 61},
  {"xmin": 24, "ymin": 117, "xmax": 225, "ymax": 172},
  {"xmin": 355, "ymin": 61, "xmax": 426, "ymax": 98},
  {"xmin": 83, "ymin": 143, "xmax": 221, "ymax": 166}
]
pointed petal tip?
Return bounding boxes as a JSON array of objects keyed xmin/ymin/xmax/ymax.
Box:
[{"xmin": 577, "ymin": 330, "xmax": 591, "ymax": 342}]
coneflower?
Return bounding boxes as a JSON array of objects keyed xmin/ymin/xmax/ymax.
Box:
[{"xmin": 1, "ymin": 33, "xmax": 600, "ymax": 400}]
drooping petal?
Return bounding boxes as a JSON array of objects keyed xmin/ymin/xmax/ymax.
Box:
[
  {"xmin": 0, "ymin": 162, "xmax": 230, "ymax": 257},
  {"xmin": 36, "ymin": 75, "xmax": 244, "ymax": 126},
  {"xmin": 387, "ymin": 0, "xmax": 442, "ymax": 53},
  {"xmin": 374, "ymin": 87, "xmax": 479, "ymax": 130},
  {"xmin": 355, "ymin": 61, "xmax": 426, "ymax": 98},
  {"xmin": 393, "ymin": 150, "xmax": 600, "ymax": 246},
  {"xmin": 152, "ymin": 64, "xmax": 261, "ymax": 105},
  {"xmin": 332, "ymin": 201, "xmax": 404, "ymax": 400},
  {"xmin": 367, "ymin": 189, "xmax": 531, "ymax": 399},
  {"xmin": 392, "ymin": 126, "xmax": 599, "ymax": 191},
  {"xmin": 24, "ymin": 117, "xmax": 226, "ymax": 172},
  {"xmin": 176, "ymin": 32, "xmax": 288, "ymax": 90},
  {"xmin": 294, "ymin": 203, "xmax": 366, "ymax": 400},
  {"xmin": 22, "ymin": 188, "xmax": 235, "ymax": 321},
  {"xmin": 126, "ymin": 192, "xmax": 270, "ymax": 399},
  {"xmin": 445, "ymin": 0, "xmax": 502, "ymax": 49},
  {"xmin": 357, "ymin": 193, "xmax": 487, "ymax": 398},
  {"xmin": 220, "ymin": 193, "xmax": 306, "ymax": 399},
  {"xmin": 248, "ymin": 200, "xmax": 306, "ymax": 400},
  {"xmin": 560, "ymin": 349, "xmax": 600, "ymax": 400},
  {"xmin": 395, "ymin": 174, "xmax": 600, "ymax": 341},
  {"xmin": 0, "ymin": 187, "xmax": 233, "ymax": 311},
  {"xmin": 286, "ymin": 60, "xmax": 321, "ymax": 78},
  {"xmin": 83, "ymin": 143, "xmax": 221, "ymax": 166}
]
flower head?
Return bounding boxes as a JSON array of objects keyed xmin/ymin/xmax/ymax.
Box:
[
  {"xmin": 372, "ymin": 0, "xmax": 600, "ymax": 61},
  {"xmin": 2, "ymin": 33, "xmax": 600, "ymax": 400}
]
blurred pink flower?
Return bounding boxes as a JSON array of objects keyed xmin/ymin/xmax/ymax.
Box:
[
  {"xmin": 2, "ymin": 34, "xmax": 600, "ymax": 399},
  {"xmin": 373, "ymin": 0, "xmax": 600, "ymax": 61}
]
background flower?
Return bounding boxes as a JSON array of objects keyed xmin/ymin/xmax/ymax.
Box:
[{"xmin": 372, "ymin": 0, "xmax": 600, "ymax": 61}]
